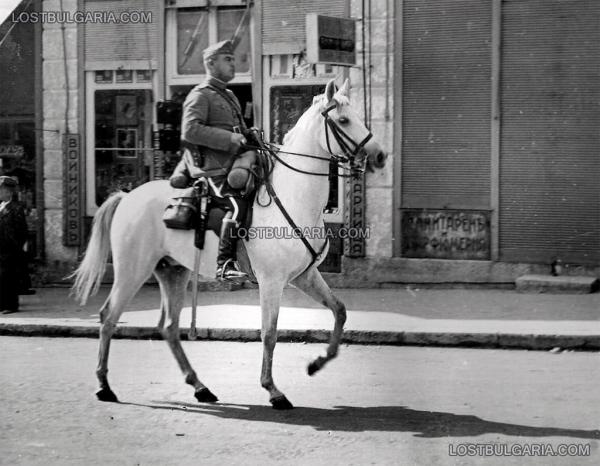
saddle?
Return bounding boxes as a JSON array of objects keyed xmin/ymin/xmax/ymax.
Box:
[{"xmin": 162, "ymin": 132, "xmax": 272, "ymax": 246}]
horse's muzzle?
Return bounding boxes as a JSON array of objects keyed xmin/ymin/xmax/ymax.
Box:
[{"xmin": 366, "ymin": 149, "xmax": 388, "ymax": 172}]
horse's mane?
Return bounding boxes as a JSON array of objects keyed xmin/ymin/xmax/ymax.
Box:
[{"xmin": 282, "ymin": 92, "xmax": 350, "ymax": 146}]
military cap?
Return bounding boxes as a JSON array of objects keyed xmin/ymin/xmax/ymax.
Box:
[
  {"xmin": 203, "ymin": 40, "xmax": 234, "ymax": 60},
  {"xmin": 0, "ymin": 176, "xmax": 17, "ymax": 188}
]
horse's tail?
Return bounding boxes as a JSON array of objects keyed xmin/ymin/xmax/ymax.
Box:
[{"xmin": 70, "ymin": 191, "xmax": 126, "ymax": 305}]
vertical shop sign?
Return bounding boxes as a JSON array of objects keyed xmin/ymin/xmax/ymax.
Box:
[
  {"xmin": 344, "ymin": 176, "xmax": 366, "ymax": 257},
  {"xmin": 63, "ymin": 133, "xmax": 81, "ymax": 246}
]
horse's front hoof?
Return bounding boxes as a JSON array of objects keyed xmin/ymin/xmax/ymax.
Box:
[
  {"xmin": 195, "ymin": 387, "xmax": 218, "ymax": 403},
  {"xmin": 270, "ymin": 395, "xmax": 294, "ymax": 410},
  {"xmin": 307, "ymin": 360, "xmax": 321, "ymax": 376},
  {"xmin": 96, "ymin": 387, "xmax": 118, "ymax": 402}
]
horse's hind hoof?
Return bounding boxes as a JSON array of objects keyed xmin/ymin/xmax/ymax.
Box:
[
  {"xmin": 270, "ymin": 395, "xmax": 294, "ymax": 410},
  {"xmin": 96, "ymin": 388, "xmax": 118, "ymax": 403},
  {"xmin": 307, "ymin": 361, "xmax": 321, "ymax": 376},
  {"xmin": 195, "ymin": 387, "xmax": 218, "ymax": 403}
]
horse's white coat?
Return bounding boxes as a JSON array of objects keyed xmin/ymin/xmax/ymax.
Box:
[{"xmin": 72, "ymin": 78, "xmax": 386, "ymax": 408}]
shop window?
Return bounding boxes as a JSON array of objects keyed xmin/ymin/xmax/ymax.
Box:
[
  {"xmin": 171, "ymin": 5, "xmax": 252, "ymax": 80},
  {"xmin": 217, "ymin": 8, "xmax": 251, "ymax": 73},
  {"xmin": 94, "ymin": 89, "xmax": 153, "ymax": 205},
  {"xmin": 0, "ymin": 119, "xmax": 37, "ymax": 255},
  {"xmin": 269, "ymin": 85, "xmax": 341, "ymax": 215},
  {"xmin": 177, "ymin": 8, "xmax": 209, "ymax": 75},
  {"xmin": 0, "ymin": 120, "xmax": 36, "ymax": 210}
]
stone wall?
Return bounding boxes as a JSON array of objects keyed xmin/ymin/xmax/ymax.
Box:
[
  {"xmin": 41, "ymin": 0, "xmax": 79, "ymax": 275},
  {"xmin": 349, "ymin": 0, "xmax": 395, "ymax": 259}
]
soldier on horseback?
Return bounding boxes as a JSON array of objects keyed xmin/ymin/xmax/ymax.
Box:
[{"xmin": 169, "ymin": 40, "xmax": 255, "ymax": 280}]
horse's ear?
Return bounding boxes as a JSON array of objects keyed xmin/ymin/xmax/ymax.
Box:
[
  {"xmin": 338, "ymin": 78, "xmax": 350, "ymax": 96},
  {"xmin": 325, "ymin": 79, "xmax": 337, "ymax": 102}
]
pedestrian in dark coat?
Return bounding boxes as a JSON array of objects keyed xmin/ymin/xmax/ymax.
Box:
[{"xmin": 0, "ymin": 176, "xmax": 28, "ymax": 314}]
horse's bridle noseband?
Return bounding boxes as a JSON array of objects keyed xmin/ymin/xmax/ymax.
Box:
[{"xmin": 321, "ymin": 103, "xmax": 373, "ymax": 174}]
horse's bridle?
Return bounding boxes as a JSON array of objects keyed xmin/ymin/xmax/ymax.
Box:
[
  {"xmin": 245, "ymin": 103, "xmax": 373, "ymax": 179},
  {"xmin": 244, "ymin": 105, "xmax": 374, "ymax": 276},
  {"xmin": 321, "ymin": 103, "xmax": 373, "ymax": 175}
]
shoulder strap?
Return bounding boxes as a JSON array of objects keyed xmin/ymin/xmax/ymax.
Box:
[{"xmin": 207, "ymin": 85, "xmax": 246, "ymax": 130}]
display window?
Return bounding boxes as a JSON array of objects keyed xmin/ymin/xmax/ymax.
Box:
[{"xmin": 85, "ymin": 70, "xmax": 156, "ymax": 213}]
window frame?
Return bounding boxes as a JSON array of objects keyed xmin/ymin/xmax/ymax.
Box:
[{"xmin": 165, "ymin": 4, "xmax": 253, "ymax": 87}]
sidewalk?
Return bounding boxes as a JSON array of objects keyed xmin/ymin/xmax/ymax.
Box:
[{"xmin": 0, "ymin": 285, "xmax": 599, "ymax": 350}]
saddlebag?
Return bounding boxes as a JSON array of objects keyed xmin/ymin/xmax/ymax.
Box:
[{"xmin": 162, "ymin": 188, "xmax": 197, "ymax": 230}]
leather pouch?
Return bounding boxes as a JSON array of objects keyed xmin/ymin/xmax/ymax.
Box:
[{"xmin": 163, "ymin": 188, "xmax": 197, "ymax": 230}]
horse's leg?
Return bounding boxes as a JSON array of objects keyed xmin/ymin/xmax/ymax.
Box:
[
  {"xmin": 156, "ymin": 293, "xmax": 166, "ymax": 330},
  {"xmin": 291, "ymin": 267, "xmax": 347, "ymax": 376},
  {"xmin": 96, "ymin": 298, "xmax": 119, "ymax": 402},
  {"xmin": 96, "ymin": 276, "xmax": 148, "ymax": 402},
  {"xmin": 258, "ymin": 280, "xmax": 293, "ymax": 409},
  {"xmin": 154, "ymin": 264, "xmax": 218, "ymax": 403}
]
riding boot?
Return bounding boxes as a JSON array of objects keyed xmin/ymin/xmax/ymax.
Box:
[{"xmin": 216, "ymin": 218, "xmax": 247, "ymax": 280}]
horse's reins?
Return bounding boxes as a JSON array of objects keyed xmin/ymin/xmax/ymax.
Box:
[
  {"xmin": 188, "ymin": 102, "xmax": 372, "ymax": 338},
  {"xmin": 250, "ymin": 104, "xmax": 373, "ymax": 273},
  {"xmin": 244, "ymin": 105, "xmax": 373, "ymax": 179}
]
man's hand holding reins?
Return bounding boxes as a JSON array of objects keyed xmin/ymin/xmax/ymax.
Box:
[{"xmin": 229, "ymin": 132, "xmax": 247, "ymax": 154}]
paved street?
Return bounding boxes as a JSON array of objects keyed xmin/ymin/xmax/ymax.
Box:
[{"xmin": 1, "ymin": 337, "xmax": 599, "ymax": 465}]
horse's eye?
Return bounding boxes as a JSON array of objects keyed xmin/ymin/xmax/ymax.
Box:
[{"xmin": 338, "ymin": 116, "xmax": 349, "ymax": 125}]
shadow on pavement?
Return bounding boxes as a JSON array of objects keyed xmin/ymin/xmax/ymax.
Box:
[{"xmin": 122, "ymin": 400, "xmax": 600, "ymax": 439}]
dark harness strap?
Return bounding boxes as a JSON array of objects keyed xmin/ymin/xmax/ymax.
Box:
[
  {"xmin": 207, "ymin": 85, "xmax": 247, "ymax": 130},
  {"xmin": 322, "ymin": 104, "xmax": 373, "ymax": 164},
  {"xmin": 263, "ymin": 180, "xmax": 329, "ymax": 274}
]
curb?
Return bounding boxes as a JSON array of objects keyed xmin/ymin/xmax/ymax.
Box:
[
  {"xmin": 1, "ymin": 323, "xmax": 599, "ymax": 351},
  {"xmin": 516, "ymin": 275, "xmax": 599, "ymax": 294}
]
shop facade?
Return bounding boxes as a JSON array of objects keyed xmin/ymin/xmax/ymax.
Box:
[
  {"xmin": 2, "ymin": 0, "xmax": 598, "ymax": 285},
  {"xmin": 0, "ymin": 0, "xmax": 42, "ymax": 276},
  {"xmin": 389, "ymin": 0, "xmax": 599, "ymax": 284}
]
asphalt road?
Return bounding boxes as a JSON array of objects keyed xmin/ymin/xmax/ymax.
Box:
[{"xmin": 1, "ymin": 337, "xmax": 599, "ymax": 466}]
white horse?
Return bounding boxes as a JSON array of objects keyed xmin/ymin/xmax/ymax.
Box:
[{"xmin": 72, "ymin": 79, "xmax": 387, "ymax": 409}]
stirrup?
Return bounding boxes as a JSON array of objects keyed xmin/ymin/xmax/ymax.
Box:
[{"xmin": 216, "ymin": 258, "xmax": 247, "ymax": 281}]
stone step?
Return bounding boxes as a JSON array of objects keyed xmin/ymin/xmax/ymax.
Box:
[{"xmin": 516, "ymin": 274, "xmax": 599, "ymax": 294}]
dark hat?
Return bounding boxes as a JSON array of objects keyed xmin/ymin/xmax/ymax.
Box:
[
  {"xmin": 202, "ymin": 40, "xmax": 234, "ymax": 60},
  {"xmin": 0, "ymin": 176, "xmax": 17, "ymax": 188}
]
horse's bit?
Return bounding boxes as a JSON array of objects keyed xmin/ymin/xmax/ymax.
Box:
[{"xmin": 321, "ymin": 103, "xmax": 373, "ymax": 175}]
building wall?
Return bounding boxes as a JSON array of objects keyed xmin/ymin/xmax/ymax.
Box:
[
  {"xmin": 349, "ymin": 0, "xmax": 395, "ymax": 259},
  {"xmin": 33, "ymin": 0, "xmax": 599, "ymax": 285},
  {"xmin": 41, "ymin": 0, "xmax": 79, "ymax": 272}
]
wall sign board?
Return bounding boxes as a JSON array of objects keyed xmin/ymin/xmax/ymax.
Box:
[
  {"xmin": 306, "ymin": 14, "xmax": 356, "ymax": 66},
  {"xmin": 401, "ymin": 209, "xmax": 491, "ymax": 260}
]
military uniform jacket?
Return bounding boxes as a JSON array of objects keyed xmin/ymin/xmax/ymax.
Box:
[
  {"xmin": 180, "ymin": 76, "xmax": 245, "ymax": 179},
  {"xmin": 0, "ymin": 200, "xmax": 27, "ymax": 261}
]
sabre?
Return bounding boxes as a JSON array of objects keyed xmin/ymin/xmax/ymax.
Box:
[
  {"xmin": 188, "ymin": 248, "xmax": 200, "ymax": 341},
  {"xmin": 188, "ymin": 178, "xmax": 209, "ymax": 340}
]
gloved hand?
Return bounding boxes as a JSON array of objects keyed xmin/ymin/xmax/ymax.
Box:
[
  {"xmin": 243, "ymin": 127, "xmax": 261, "ymax": 147},
  {"xmin": 229, "ymin": 132, "xmax": 247, "ymax": 154}
]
